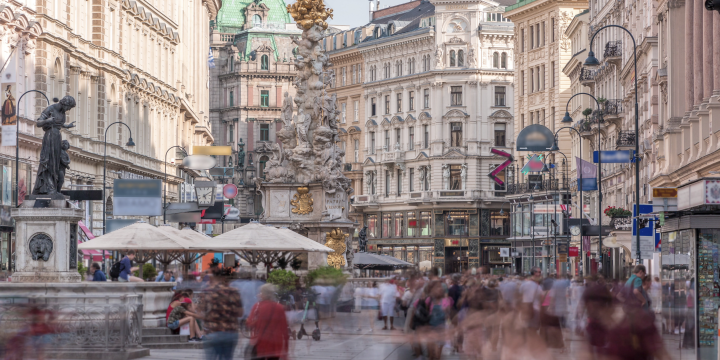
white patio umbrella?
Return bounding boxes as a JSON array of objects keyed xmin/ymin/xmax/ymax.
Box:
[
  {"xmin": 188, "ymin": 222, "xmax": 333, "ymax": 269},
  {"xmin": 419, "ymin": 260, "xmax": 432, "ymax": 271},
  {"xmin": 188, "ymin": 222, "xmax": 334, "ymax": 253}
]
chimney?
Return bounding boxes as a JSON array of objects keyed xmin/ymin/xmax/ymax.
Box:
[{"xmin": 369, "ymin": 0, "xmax": 375, "ymax": 22}]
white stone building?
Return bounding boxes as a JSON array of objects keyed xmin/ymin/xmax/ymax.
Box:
[{"xmin": 350, "ymin": 0, "xmax": 515, "ymax": 274}]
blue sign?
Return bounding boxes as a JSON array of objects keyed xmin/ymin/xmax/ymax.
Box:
[
  {"xmin": 593, "ymin": 150, "xmax": 635, "ymax": 163},
  {"xmin": 632, "ymin": 204, "xmax": 661, "ymax": 250},
  {"xmin": 577, "ymin": 178, "xmax": 598, "ymax": 191}
]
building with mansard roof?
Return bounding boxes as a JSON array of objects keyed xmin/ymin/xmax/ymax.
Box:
[{"xmin": 327, "ymin": 0, "xmax": 516, "ymax": 274}]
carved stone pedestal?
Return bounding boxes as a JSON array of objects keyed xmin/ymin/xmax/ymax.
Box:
[
  {"xmin": 260, "ymin": 182, "xmax": 354, "ymax": 270},
  {"xmin": 10, "ymin": 199, "xmax": 83, "ymax": 283}
]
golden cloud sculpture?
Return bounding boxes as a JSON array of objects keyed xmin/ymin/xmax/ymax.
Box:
[{"xmin": 287, "ymin": 0, "xmax": 334, "ymax": 30}]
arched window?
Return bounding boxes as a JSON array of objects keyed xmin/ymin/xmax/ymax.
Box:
[
  {"xmin": 253, "ymin": 14, "xmax": 262, "ymax": 27},
  {"xmin": 450, "ymin": 50, "xmax": 456, "ymax": 67},
  {"xmin": 501, "ymin": 52, "xmax": 507, "ymax": 69},
  {"xmin": 458, "ymin": 50, "xmax": 464, "ymax": 67},
  {"xmin": 493, "ymin": 52, "xmax": 499, "ymax": 68},
  {"xmin": 375, "ymin": 27, "xmax": 382, "ymax": 38},
  {"xmin": 261, "ymin": 55, "xmax": 269, "ymax": 70},
  {"xmin": 389, "ymin": 24, "xmax": 395, "ymax": 35}
]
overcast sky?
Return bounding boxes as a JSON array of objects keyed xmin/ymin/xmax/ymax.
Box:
[{"xmin": 323, "ymin": 0, "xmax": 411, "ymax": 28}]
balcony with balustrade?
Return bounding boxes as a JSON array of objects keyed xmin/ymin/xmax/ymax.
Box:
[
  {"xmin": 603, "ymin": 40, "xmax": 622, "ymax": 65},
  {"xmin": 579, "ymin": 68, "xmax": 596, "ymax": 86},
  {"xmin": 616, "ymin": 131, "xmax": 636, "ymax": 150},
  {"xmin": 601, "ymin": 99, "xmax": 623, "ymax": 122}
]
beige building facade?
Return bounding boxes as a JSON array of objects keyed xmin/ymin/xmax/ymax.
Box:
[{"xmin": 0, "ymin": 0, "xmax": 218, "ymax": 272}]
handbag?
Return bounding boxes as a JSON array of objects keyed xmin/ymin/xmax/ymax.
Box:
[{"xmin": 244, "ymin": 304, "xmax": 276, "ymax": 360}]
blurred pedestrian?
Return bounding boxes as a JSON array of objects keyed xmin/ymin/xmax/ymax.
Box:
[
  {"xmin": 651, "ymin": 277, "xmax": 662, "ymax": 314},
  {"xmin": 118, "ymin": 250, "xmax": 143, "ymax": 282},
  {"xmin": 247, "ymin": 284, "xmax": 290, "ymax": 360},
  {"xmin": 91, "ymin": 262, "xmax": 106, "ymax": 282},
  {"xmin": 379, "ymin": 279, "xmax": 399, "ymax": 330},
  {"xmin": 202, "ymin": 266, "xmax": 244, "ymax": 360},
  {"xmin": 621, "ymin": 265, "xmax": 647, "ymax": 308}
]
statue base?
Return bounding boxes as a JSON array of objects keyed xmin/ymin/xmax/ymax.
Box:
[
  {"xmin": 11, "ymin": 199, "xmax": 84, "ymax": 283},
  {"xmin": 260, "ymin": 182, "xmax": 354, "ymax": 270}
]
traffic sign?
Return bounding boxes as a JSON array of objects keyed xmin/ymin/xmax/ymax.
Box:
[
  {"xmin": 653, "ymin": 188, "xmax": 677, "ymax": 198},
  {"xmin": 223, "ymin": 184, "xmax": 238, "ymax": 199}
]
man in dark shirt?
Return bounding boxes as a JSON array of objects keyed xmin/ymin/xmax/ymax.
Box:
[
  {"xmin": 202, "ymin": 266, "xmax": 243, "ymax": 360},
  {"xmin": 448, "ymin": 273, "xmax": 464, "ymax": 307},
  {"xmin": 91, "ymin": 263, "xmax": 106, "ymax": 282}
]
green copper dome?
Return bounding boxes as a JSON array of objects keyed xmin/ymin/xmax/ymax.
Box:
[{"xmin": 216, "ymin": 0, "xmax": 293, "ymax": 33}]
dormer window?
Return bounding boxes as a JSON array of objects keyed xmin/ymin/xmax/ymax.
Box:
[
  {"xmin": 253, "ymin": 14, "xmax": 262, "ymax": 27},
  {"xmin": 261, "ymin": 55, "xmax": 269, "ymax": 70}
]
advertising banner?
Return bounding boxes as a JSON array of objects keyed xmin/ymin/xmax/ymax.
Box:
[{"xmin": 1, "ymin": 82, "xmax": 17, "ymax": 147}]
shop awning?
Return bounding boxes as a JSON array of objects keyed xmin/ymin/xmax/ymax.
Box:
[{"xmin": 78, "ymin": 221, "xmax": 106, "ymax": 261}]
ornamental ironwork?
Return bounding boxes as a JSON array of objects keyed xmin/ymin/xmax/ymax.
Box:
[
  {"xmin": 603, "ymin": 99, "xmax": 623, "ymax": 115},
  {"xmin": 579, "ymin": 68, "xmax": 596, "ymax": 82},
  {"xmin": 617, "ymin": 131, "xmax": 636, "ymax": 147},
  {"xmin": 603, "ymin": 40, "xmax": 622, "ymax": 58}
]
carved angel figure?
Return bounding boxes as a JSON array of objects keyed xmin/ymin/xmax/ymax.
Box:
[
  {"xmin": 442, "ymin": 164, "xmax": 450, "ymax": 190},
  {"xmin": 281, "ymin": 92, "xmax": 294, "ymax": 127},
  {"xmin": 435, "ymin": 47, "xmax": 443, "ymax": 67}
]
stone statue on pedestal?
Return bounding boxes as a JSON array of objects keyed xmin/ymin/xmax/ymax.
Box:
[{"xmin": 32, "ymin": 96, "xmax": 76, "ymax": 196}]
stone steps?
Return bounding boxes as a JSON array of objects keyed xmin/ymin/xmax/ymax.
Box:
[
  {"xmin": 142, "ymin": 342, "xmax": 204, "ymax": 350},
  {"xmin": 142, "ymin": 327, "xmax": 203, "ymax": 350}
]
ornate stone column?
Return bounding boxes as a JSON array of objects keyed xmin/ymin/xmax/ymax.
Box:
[
  {"xmin": 715, "ymin": 12, "xmax": 720, "ymax": 93},
  {"xmin": 703, "ymin": 6, "xmax": 714, "ymax": 100},
  {"xmin": 685, "ymin": 0, "xmax": 694, "ymax": 112},
  {"xmin": 693, "ymin": 0, "xmax": 704, "ymax": 105}
]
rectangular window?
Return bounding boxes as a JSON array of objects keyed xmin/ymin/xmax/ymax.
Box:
[
  {"xmin": 420, "ymin": 211, "xmax": 431, "ymax": 235},
  {"xmin": 341, "ymin": 67, "xmax": 346, "ymax": 86},
  {"xmin": 341, "ymin": 103, "xmax": 347, "ymax": 123},
  {"xmin": 352, "ymin": 65, "xmax": 356, "ymax": 84},
  {"xmin": 394, "ymin": 212, "xmax": 403, "ymax": 237},
  {"xmin": 423, "ymin": 125, "xmax": 429, "ymax": 148},
  {"xmin": 494, "ymin": 123, "xmax": 506, "ymax": 147},
  {"xmin": 260, "ymin": 124, "xmax": 270, "ymax": 141},
  {"xmin": 229, "ymin": 91, "xmax": 234, "ymax": 107},
  {"xmin": 423, "ymin": 89, "xmax": 430, "ymax": 108},
  {"xmin": 551, "ymin": 18, "xmax": 555, "ymax": 42},
  {"xmin": 423, "ymin": 168, "xmax": 430, "ymax": 191},
  {"xmin": 371, "ymin": 97, "xmax": 376, "ymax": 116},
  {"xmin": 409, "ymin": 127, "xmax": 414, "ymax": 150},
  {"xmin": 494, "ymin": 86, "xmax": 506, "ymax": 106},
  {"xmin": 397, "ymin": 170, "xmax": 402, "ymax": 196},
  {"xmin": 382, "ymin": 212, "xmax": 391, "ymax": 236},
  {"xmin": 396, "ymin": 93, "xmax": 402, "ymax": 113},
  {"xmin": 451, "ymin": 86, "xmax": 462, "ymax": 106},
  {"xmin": 450, "ymin": 165, "xmax": 463, "ymax": 190},
  {"xmin": 260, "ymin": 90, "xmax": 269, "ymax": 107},
  {"xmin": 385, "ymin": 172, "xmax": 390, "ymax": 197},
  {"xmin": 521, "ymin": 28, "xmax": 525, "ymax": 52},
  {"xmin": 409, "ymin": 168, "xmax": 415, "ymax": 192},
  {"xmin": 366, "ymin": 214, "xmax": 378, "ymax": 238},
  {"xmin": 354, "ymin": 100, "xmax": 359, "ymax": 121},
  {"xmin": 551, "ymin": 61, "xmax": 556, "ymax": 87},
  {"xmin": 530, "ymin": 26, "xmax": 534, "ymax": 49},
  {"xmin": 530, "ymin": 68, "xmax": 534, "ymax": 92},
  {"xmin": 354, "ymin": 139, "xmax": 359, "ymax": 163},
  {"xmin": 542, "ymin": 21, "xmax": 546, "ymax": 46},
  {"xmin": 385, "ymin": 130, "xmax": 390, "ymax": 149},
  {"xmin": 446, "ymin": 210, "xmax": 468, "ymax": 235},
  {"xmin": 395, "ymin": 128, "xmax": 401, "ymax": 148},
  {"xmin": 521, "ymin": 70, "xmax": 525, "ymax": 95},
  {"xmin": 385, "ymin": 95, "xmax": 390, "ymax": 114},
  {"xmin": 370, "ymin": 132, "xmax": 375, "ymax": 154},
  {"xmin": 536, "ymin": 24, "xmax": 540, "ymax": 48},
  {"xmin": 541, "ymin": 64, "xmax": 545, "ymax": 90},
  {"xmin": 450, "ymin": 122, "xmax": 462, "ymax": 147},
  {"xmin": 407, "ymin": 211, "xmax": 417, "ymax": 237},
  {"xmin": 358, "ymin": 64, "xmax": 362, "ymax": 83}
]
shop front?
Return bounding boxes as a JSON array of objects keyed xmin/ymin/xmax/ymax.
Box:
[{"xmin": 364, "ymin": 208, "xmax": 510, "ymax": 274}]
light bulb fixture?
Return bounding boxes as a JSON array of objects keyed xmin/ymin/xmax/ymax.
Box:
[
  {"xmin": 126, "ymin": 137, "xmax": 136, "ymax": 147},
  {"xmin": 562, "ymin": 111, "xmax": 573, "ymax": 123},
  {"xmin": 584, "ymin": 51, "xmax": 600, "ymax": 67}
]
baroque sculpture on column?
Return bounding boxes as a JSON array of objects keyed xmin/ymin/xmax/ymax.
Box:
[{"xmin": 259, "ymin": 0, "xmax": 354, "ymax": 271}]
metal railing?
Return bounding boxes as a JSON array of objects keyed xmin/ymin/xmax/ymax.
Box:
[
  {"xmin": 616, "ymin": 131, "xmax": 636, "ymax": 147},
  {"xmin": 603, "ymin": 40, "xmax": 622, "ymax": 58},
  {"xmin": 579, "ymin": 68, "xmax": 596, "ymax": 82},
  {"xmin": 603, "ymin": 99, "xmax": 623, "ymax": 115},
  {"xmin": 0, "ymin": 295, "xmax": 143, "ymax": 352},
  {"xmin": 505, "ymin": 179, "xmax": 570, "ymax": 195}
]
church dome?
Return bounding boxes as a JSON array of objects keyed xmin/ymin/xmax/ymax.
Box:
[{"xmin": 215, "ymin": 0, "xmax": 292, "ymax": 33}]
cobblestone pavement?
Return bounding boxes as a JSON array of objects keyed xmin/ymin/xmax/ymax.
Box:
[{"xmin": 144, "ymin": 312, "xmax": 696, "ymax": 360}]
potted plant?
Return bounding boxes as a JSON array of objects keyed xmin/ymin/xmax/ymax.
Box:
[{"xmin": 605, "ymin": 206, "xmax": 632, "ymax": 229}]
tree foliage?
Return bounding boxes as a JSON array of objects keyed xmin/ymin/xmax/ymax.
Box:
[
  {"xmin": 306, "ymin": 266, "xmax": 346, "ymax": 286},
  {"xmin": 267, "ymin": 269, "xmax": 298, "ymax": 293}
]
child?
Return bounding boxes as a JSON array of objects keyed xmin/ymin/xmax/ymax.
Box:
[{"xmin": 58, "ymin": 140, "xmax": 70, "ymax": 191}]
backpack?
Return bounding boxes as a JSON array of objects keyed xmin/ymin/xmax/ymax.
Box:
[
  {"xmin": 412, "ymin": 297, "xmax": 431, "ymax": 329},
  {"xmin": 109, "ymin": 260, "xmax": 124, "ymax": 280}
]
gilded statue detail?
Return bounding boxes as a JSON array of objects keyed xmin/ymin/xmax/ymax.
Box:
[
  {"xmin": 325, "ymin": 228, "xmax": 347, "ymax": 269},
  {"xmin": 290, "ymin": 186, "xmax": 314, "ymax": 215},
  {"xmin": 287, "ymin": 0, "xmax": 334, "ymax": 30}
]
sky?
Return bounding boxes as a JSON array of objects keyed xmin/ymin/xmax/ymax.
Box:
[{"xmin": 323, "ymin": 0, "xmax": 412, "ymax": 28}]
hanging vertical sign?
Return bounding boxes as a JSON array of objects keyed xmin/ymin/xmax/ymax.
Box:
[{"xmin": 1, "ymin": 83, "xmax": 17, "ymax": 147}]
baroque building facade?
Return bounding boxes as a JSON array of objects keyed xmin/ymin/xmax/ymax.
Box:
[
  {"xmin": 504, "ymin": 0, "xmax": 588, "ymax": 276},
  {"xmin": 0, "ymin": 0, "xmax": 218, "ymax": 273},
  {"xmin": 209, "ymin": 0, "xmax": 301, "ymax": 221},
  {"xmin": 329, "ymin": 0, "xmax": 516, "ymax": 274}
]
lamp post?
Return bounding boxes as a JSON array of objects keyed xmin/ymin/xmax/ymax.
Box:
[
  {"xmin": 585, "ymin": 25, "xmax": 641, "ymax": 265},
  {"xmin": 552, "ymin": 127, "xmax": 582, "ymax": 275},
  {"xmin": 14, "ymin": 90, "xmax": 50, "ymax": 207},
  {"xmin": 559, "ymin": 93, "xmax": 603, "ymax": 276},
  {"xmin": 103, "ymin": 122, "xmax": 135, "ymax": 270},
  {"xmin": 550, "ymin": 150, "xmax": 569, "ymax": 275},
  {"xmin": 163, "ymin": 146, "xmax": 188, "ymax": 224}
]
